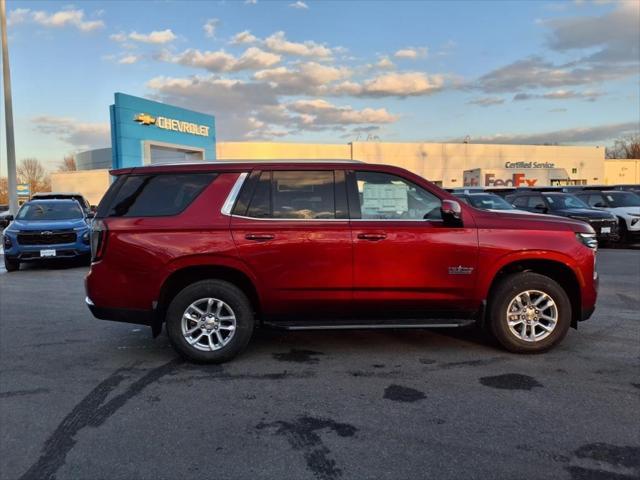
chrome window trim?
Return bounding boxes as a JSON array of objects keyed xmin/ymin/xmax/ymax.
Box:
[
  {"xmin": 220, "ymin": 172, "xmax": 248, "ymax": 216},
  {"xmin": 231, "ymin": 214, "xmax": 347, "ymax": 222},
  {"xmin": 229, "ymin": 214, "xmax": 442, "ymax": 223}
]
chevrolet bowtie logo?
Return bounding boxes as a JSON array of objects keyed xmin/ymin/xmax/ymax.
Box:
[{"xmin": 134, "ymin": 113, "xmax": 156, "ymax": 125}]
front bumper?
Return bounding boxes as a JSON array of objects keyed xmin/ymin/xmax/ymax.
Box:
[{"xmin": 3, "ymin": 236, "xmax": 91, "ymax": 261}]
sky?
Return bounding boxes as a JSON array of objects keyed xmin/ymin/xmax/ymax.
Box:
[{"xmin": 1, "ymin": 0, "xmax": 639, "ymax": 174}]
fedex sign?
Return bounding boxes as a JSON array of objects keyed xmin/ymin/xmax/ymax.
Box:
[{"xmin": 485, "ymin": 173, "xmax": 537, "ymax": 187}]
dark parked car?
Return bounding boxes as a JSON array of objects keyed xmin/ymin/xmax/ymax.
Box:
[
  {"xmin": 86, "ymin": 161, "xmax": 599, "ymax": 363},
  {"xmin": 506, "ymin": 191, "xmax": 619, "ymax": 244},
  {"xmin": 452, "ymin": 191, "xmax": 531, "ymax": 214},
  {"xmin": 31, "ymin": 192, "xmax": 93, "ymax": 214}
]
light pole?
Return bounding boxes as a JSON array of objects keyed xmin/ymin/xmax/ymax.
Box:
[{"xmin": 1, "ymin": 0, "xmax": 18, "ymax": 214}]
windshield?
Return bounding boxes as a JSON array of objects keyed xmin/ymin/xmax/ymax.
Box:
[
  {"xmin": 604, "ymin": 191, "xmax": 640, "ymax": 208},
  {"xmin": 467, "ymin": 194, "xmax": 514, "ymax": 210},
  {"xmin": 17, "ymin": 202, "xmax": 83, "ymax": 221},
  {"xmin": 543, "ymin": 194, "xmax": 590, "ymax": 210}
]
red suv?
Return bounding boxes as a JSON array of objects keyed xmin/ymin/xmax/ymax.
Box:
[{"xmin": 85, "ymin": 161, "xmax": 598, "ymax": 363}]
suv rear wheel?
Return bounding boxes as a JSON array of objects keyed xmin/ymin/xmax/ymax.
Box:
[
  {"xmin": 166, "ymin": 280, "xmax": 254, "ymax": 363},
  {"xmin": 489, "ymin": 272, "xmax": 571, "ymax": 353}
]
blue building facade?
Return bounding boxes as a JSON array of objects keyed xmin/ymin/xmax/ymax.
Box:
[{"xmin": 109, "ymin": 93, "xmax": 216, "ymax": 169}]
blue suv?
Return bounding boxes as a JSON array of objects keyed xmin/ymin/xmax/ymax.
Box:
[{"xmin": 2, "ymin": 199, "xmax": 92, "ymax": 272}]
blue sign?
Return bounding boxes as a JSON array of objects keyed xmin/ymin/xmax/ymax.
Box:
[{"xmin": 109, "ymin": 93, "xmax": 216, "ymax": 169}]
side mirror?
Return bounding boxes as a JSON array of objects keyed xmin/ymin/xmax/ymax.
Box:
[
  {"xmin": 5, "ymin": 215, "xmax": 14, "ymax": 222},
  {"xmin": 441, "ymin": 199, "xmax": 462, "ymax": 225},
  {"xmin": 594, "ymin": 202, "xmax": 605, "ymax": 208},
  {"xmin": 86, "ymin": 212, "xmax": 95, "ymax": 219}
]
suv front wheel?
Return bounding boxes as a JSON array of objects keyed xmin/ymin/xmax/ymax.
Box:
[
  {"xmin": 489, "ymin": 272, "xmax": 571, "ymax": 353},
  {"xmin": 166, "ymin": 280, "xmax": 255, "ymax": 363}
]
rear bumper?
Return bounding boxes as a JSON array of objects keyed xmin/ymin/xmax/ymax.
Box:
[{"xmin": 85, "ymin": 297, "xmax": 153, "ymax": 326}]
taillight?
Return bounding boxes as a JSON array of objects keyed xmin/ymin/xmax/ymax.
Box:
[{"xmin": 91, "ymin": 219, "xmax": 108, "ymax": 262}]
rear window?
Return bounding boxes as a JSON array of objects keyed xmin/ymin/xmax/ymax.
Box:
[{"xmin": 105, "ymin": 173, "xmax": 216, "ymax": 217}]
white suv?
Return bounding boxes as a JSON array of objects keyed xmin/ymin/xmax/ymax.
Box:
[{"xmin": 576, "ymin": 190, "xmax": 640, "ymax": 243}]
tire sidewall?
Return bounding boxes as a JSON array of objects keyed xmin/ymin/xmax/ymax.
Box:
[
  {"xmin": 166, "ymin": 280, "xmax": 254, "ymax": 363},
  {"xmin": 4, "ymin": 256, "xmax": 19, "ymax": 272},
  {"xmin": 490, "ymin": 273, "xmax": 571, "ymax": 353}
]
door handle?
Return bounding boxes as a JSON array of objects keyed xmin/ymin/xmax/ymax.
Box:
[
  {"xmin": 357, "ymin": 233, "xmax": 387, "ymax": 241},
  {"xmin": 245, "ymin": 233, "xmax": 275, "ymax": 241}
]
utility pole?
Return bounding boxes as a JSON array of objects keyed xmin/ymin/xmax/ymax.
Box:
[{"xmin": 1, "ymin": 0, "xmax": 18, "ymax": 214}]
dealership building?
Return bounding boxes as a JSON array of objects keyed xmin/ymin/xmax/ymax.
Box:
[{"xmin": 51, "ymin": 93, "xmax": 637, "ymax": 205}]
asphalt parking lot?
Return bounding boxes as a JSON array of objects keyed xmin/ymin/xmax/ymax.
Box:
[{"xmin": 0, "ymin": 249, "xmax": 639, "ymax": 480}]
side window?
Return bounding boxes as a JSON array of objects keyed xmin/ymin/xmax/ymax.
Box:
[
  {"xmin": 527, "ymin": 195, "xmax": 545, "ymax": 208},
  {"xmin": 354, "ymin": 171, "xmax": 441, "ymax": 220},
  {"xmin": 272, "ymin": 171, "xmax": 335, "ymax": 219},
  {"xmin": 511, "ymin": 196, "xmax": 529, "ymax": 208},
  {"xmin": 588, "ymin": 193, "xmax": 604, "ymax": 207},
  {"xmin": 107, "ymin": 173, "xmax": 216, "ymax": 217},
  {"xmin": 246, "ymin": 172, "xmax": 271, "ymax": 218},
  {"xmin": 244, "ymin": 170, "xmax": 337, "ymax": 219}
]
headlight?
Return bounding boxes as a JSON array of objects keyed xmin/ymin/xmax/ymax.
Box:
[{"xmin": 576, "ymin": 232, "xmax": 598, "ymax": 250}]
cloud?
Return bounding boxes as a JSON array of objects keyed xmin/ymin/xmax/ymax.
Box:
[
  {"xmin": 548, "ymin": 108, "xmax": 567, "ymax": 113},
  {"xmin": 394, "ymin": 47, "xmax": 428, "ymax": 59},
  {"xmin": 336, "ymin": 72, "xmax": 444, "ymax": 97},
  {"xmin": 203, "ymin": 19, "xmax": 220, "ymax": 38},
  {"xmin": 467, "ymin": 96, "xmax": 505, "ymax": 107},
  {"xmin": 245, "ymin": 0, "xmax": 258, "ymax": 4},
  {"xmin": 146, "ymin": 74, "xmax": 400, "ymax": 140},
  {"xmin": 476, "ymin": 55, "xmax": 637, "ymax": 92},
  {"xmin": 231, "ymin": 30, "xmax": 257, "ymax": 44},
  {"xmin": 287, "ymin": 99, "xmax": 398, "ymax": 125},
  {"xmin": 7, "ymin": 8, "xmax": 30, "ymax": 26},
  {"xmin": 118, "ymin": 55, "xmax": 142, "ymax": 65},
  {"xmin": 264, "ymin": 31, "xmax": 332, "ymax": 58},
  {"xmin": 13, "ymin": 8, "xmax": 104, "ymax": 31},
  {"xmin": 456, "ymin": 121, "xmax": 639, "ymax": 145},
  {"xmin": 162, "ymin": 47, "xmax": 281, "ymax": 72},
  {"xmin": 512, "ymin": 89, "xmax": 603, "ymax": 102},
  {"xmin": 289, "ymin": 1, "xmax": 309, "ymax": 9},
  {"xmin": 147, "ymin": 74, "xmax": 280, "ymax": 139},
  {"xmin": 32, "ymin": 116, "xmax": 110, "ymax": 150},
  {"xmin": 374, "ymin": 56, "xmax": 395, "ymax": 70},
  {"xmin": 112, "ymin": 29, "xmax": 177, "ymax": 44},
  {"xmin": 254, "ymin": 62, "xmax": 351, "ymax": 94},
  {"xmin": 545, "ymin": 1, "xmax": 639, "ymax": 64}
]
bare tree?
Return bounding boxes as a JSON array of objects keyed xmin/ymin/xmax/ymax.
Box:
[
  {"xmin": 0, "ymin": 177, "xmax": 8, "ymax": 205},
  {"xmin": 606, "ymin": 134, "xmax": 640, "ymax": 159},
  {"xmin": 17, "ymin": 158, "xmax": 51, "ymax": 194},
  {"xmin": 59, "ymin": 155, "xmax": 77, "ymax": 172}
]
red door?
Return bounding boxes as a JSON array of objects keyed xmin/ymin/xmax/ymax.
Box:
[
  {"xmin": 231, "ymin": 169, "xmax": 352, "ymax": 318},
  {"xmin": 349, "ymin": 170, "xmax": 479, "ymax": 317}
]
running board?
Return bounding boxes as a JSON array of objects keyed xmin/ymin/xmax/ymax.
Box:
[{"xmin": 263, "ymin": 319, "xmax": 476, "ymax": 331}]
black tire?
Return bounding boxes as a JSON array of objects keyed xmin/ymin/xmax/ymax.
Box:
[
  {"xmin": 488, "ymin": 272, "xmax": 571, "ymax": 353},
  {"xmin": 4, "ymin": 256, "xmax": 19, "ymax": 272},
  {"xmin": 617, "ymin": 218, "xmax": 629, "ymax": 245},
  {"xmin": 165, "ymin": 280, "xmax": 254, "ymax": 363}
]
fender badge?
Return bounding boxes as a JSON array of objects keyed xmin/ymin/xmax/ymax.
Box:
[{"xmin": 448, "ymin": 266, "xmax": 474, "ymax": 275}]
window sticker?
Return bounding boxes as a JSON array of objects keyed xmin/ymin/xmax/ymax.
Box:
[{"xmin": 362, "ymin": 182, "xmax": 408, "ymax": 215}]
